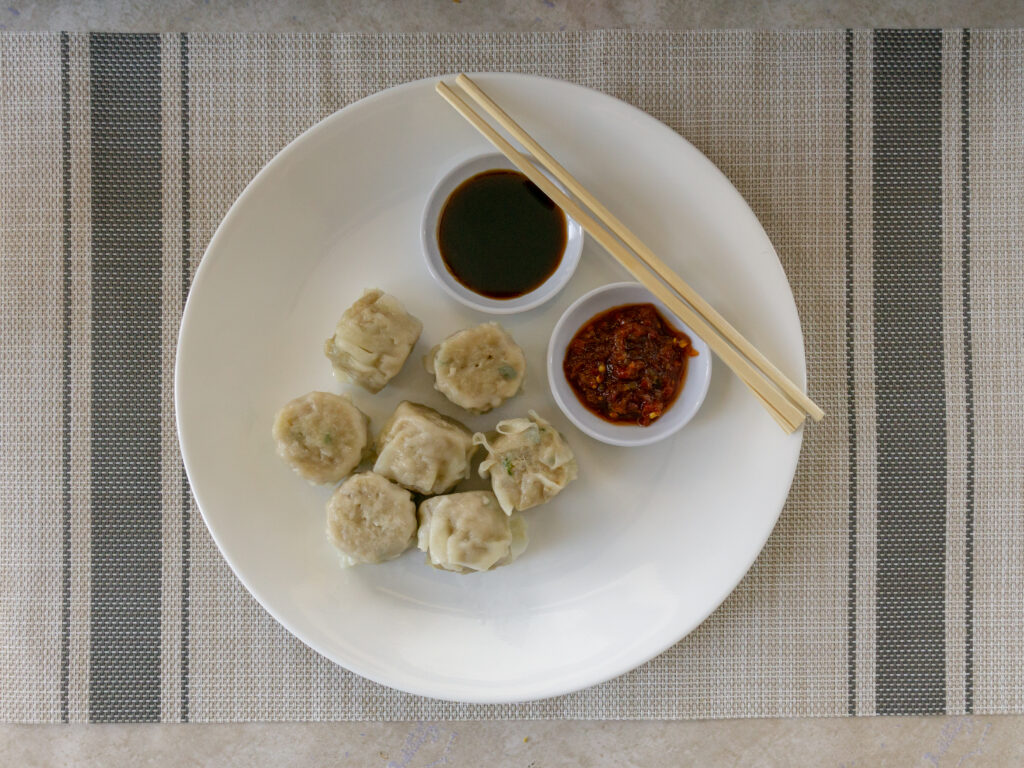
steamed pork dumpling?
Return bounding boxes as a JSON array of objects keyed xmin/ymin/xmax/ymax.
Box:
[
  {"xmin": 425, "ymin": 322, "xmax": 526, "ymax": 414},
  {"xmin": 326, "ymin": 472, "xmax": 416, "ymax": 566},
  {"xmin": 417, "ymin": 492, "xmax": 528, "ymax": 574},
  {"xmin": 474, "ymin": 411, "xmax": 578, "ymax": 514},
  {"xmin": 272, "ymin": 391, "xmax": 370, "ymax": 484},
  {"xmin": 324, "ymin": 289, "xmax": 423, "ymax": 393},
  {"xmin": 373, "ymin": 401, "xmax": 476, "ymax": 495}
]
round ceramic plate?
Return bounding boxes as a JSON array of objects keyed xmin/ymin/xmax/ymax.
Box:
[{"xmin": 175, "ymin": 73, "xmax": 806, "ymax": 704}]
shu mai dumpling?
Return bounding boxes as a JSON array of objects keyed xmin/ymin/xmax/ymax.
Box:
[
  {"xmin": 425, "ymin": 322, "xmax": 526, "ymax": 414},
  {"xmin": 324, "ymin": 288, "xmax": 422, "ymax": 393},
  {"xmin": 417, "ymin": 491, "xmax": 528, "ymax": 574},
  {"xmin": 373, "ymin": 401, "xmax": 476, "ymax": 495},
  {"xmin": 474, "ymin": 411, "xmax": 578, "ymax": 514},
  {"xmin": 272, "ymin": 391, "xmax": 370, "ymax": 484},
  {"xmin": 326, "ymin": 472, "xmax": 416, "ymax": 566}
]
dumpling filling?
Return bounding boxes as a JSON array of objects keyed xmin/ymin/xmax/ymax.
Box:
[
  {"xmin": 272, "ymin": 391, "xmax": 370, "ymax": 485},
  {"xmin": 326, "ymin": 472, "xmax": 417, "ymax": 566},
  {"xmin": 425, "ymin": 322, "xmax": 526, "ymax": 414},
  {"xmin": 474, "ymin": 410, "xmax": 578, "ymax": 514}
]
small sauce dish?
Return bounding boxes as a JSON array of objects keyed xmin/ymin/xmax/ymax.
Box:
[
  {"xmin": 547, "ymin": 282, "xmax": 712, "ymax": 447},
  {"xmin": 421, "ymin": 152, "xmax": 584, "ymax": 314}
]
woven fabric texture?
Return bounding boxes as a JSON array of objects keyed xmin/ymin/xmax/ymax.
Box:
[{"xmin": 1, "ymin": 30, "xmax": 1022, "ymax": 722}]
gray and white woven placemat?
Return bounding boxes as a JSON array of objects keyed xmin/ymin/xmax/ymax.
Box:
[{"xmin": 1, "ymin": 30, "xmax": 1021, "ymax": 723}]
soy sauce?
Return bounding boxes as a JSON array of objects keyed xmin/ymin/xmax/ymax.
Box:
[{"xmin": 437, "ymin": 170, "xmax": 567, "ymax": 299}]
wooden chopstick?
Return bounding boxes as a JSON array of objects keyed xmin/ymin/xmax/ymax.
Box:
[
  {"xmin": 455, "ymin": 74, "xmax": 824, "ymax": 424},
  {"xmin": 436, "ymin": 79, "xmax": 804, "ymax": 432},
  {"xmin": 435, "ymin": 80, "xmax": 806, "ymax": 433}
]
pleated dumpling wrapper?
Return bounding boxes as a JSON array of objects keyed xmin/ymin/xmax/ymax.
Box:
[
  {"xmin": 473, "ymin": 410, "xmax": 578, "ymax": 514},
  {"xmin": 272, "ymin": 391, "xmax": 370, "ymax": 484},
  {"xmin": 424, "ymin": 322, "xmax": 526, "ymax": 414},
  {"xmin": 417, "ymin": 491, "xmax": 528, "ymax": 574},
  {"xmin": 326, "ymin": 472, "xmax": 417, "ymax": 567},
  {"xmin": 373, "ymin": 401, "xmax": 476, "ymax": 496},
  {"xmin": 324, "ymin": 289, "xmax": 423, "ymax": 393}
]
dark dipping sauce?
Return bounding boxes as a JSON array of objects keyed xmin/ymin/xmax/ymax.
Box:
[
  {"xmin": 437, "ymin": 169, "xmax": 567, "ymax": 299},
  {"xmin": 563, "ymin": 303, "xmax": 695, "ymax": 427}
]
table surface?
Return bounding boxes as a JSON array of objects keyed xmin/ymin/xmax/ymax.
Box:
[{"xmin": 2, "ymin": 1, "xmax": 1023, "ymax": 766}]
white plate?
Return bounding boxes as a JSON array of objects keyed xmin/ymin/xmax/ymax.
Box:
[{"xmin": 175, "ymin": 73, "xmax": 806, "ymax": 704}]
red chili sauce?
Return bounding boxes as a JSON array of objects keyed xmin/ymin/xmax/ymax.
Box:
[{"xmin": 563, "ymin": 303, "xmax": 695, "ymax": 426}]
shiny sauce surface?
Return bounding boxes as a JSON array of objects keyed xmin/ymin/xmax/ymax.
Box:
[
  {"xmin": 563, "ymin": 303, "xmax": 695, "ymax": 426},
  {"xmin": 437, "ymin": 169, "xmax": 567, "ymax": 299}
]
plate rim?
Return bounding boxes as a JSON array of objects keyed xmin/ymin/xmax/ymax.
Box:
[{"xmin": 175, "ymin": 72, "xmax": 806, "ymax": 704}]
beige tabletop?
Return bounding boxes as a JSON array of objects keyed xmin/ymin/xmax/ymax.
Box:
[{"xmin": 2, "ymin": 1, "xmax": 1023, "ymax": 766}]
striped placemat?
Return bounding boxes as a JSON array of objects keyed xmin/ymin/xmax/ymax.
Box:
[{"xmin": 1, "ymin": 30, "xmax": 1021, "ymax": 722}]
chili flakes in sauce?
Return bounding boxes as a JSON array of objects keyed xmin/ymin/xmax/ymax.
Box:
[{"xmin": 563, "ymin": 303, "xmax": 694, "ymax": 426}]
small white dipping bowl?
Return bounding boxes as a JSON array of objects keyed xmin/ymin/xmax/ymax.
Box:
[
  {"xmin": 421, "ymin": 152, "xmax": 584, "ymax": 315},
  {"xmin": 547, "ymin": 282, "xmax": 712, "ymax": 447}
]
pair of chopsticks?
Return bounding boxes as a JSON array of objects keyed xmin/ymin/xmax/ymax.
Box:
[{"xmin": 436, "ymin": 75, "xmax": 824, "ymax": 433}]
